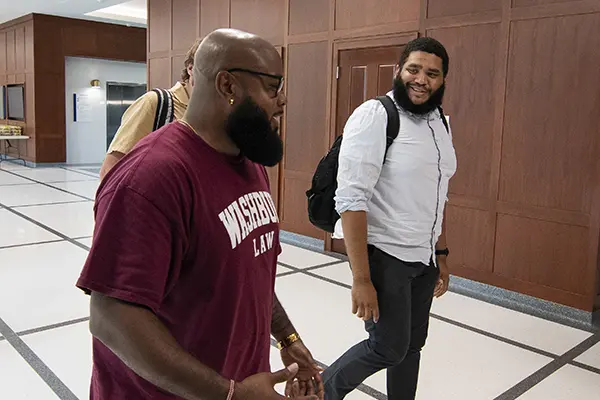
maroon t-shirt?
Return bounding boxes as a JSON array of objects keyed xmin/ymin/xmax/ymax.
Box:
[{"xmin": 77, "ymin": 122, "xmax": 280, "ymax": 399}]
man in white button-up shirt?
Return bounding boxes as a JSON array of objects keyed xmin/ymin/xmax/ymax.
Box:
[{"xmin": 323, "ymin": 38, "xmax": 457, "ymax": 400}]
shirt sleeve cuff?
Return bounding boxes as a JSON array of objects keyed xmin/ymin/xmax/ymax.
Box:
[{"xmin": 335, "ymin": 198, "xmax": 369, "ymax": 214}]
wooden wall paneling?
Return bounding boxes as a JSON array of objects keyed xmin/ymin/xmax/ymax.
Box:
[
  {"xmin": 289, "ymin": 0, "xmax": 329, "ymax": 35},
  {"xmin": 334, "ymin": 21, "xmax": 420, "ymax": 41},
  {"xmin": 500, "ymin": 14, "xmax": 600, "ymax": 214},
  {"xmin": 424, "ymin": 11, "xmax": 502, "ymax": 30},
  {"xmin": 6, "ymin": 30, "xmax": 15, "ymax": 73},
  {"xmin": 281, "ymin": 41, "xmax": 329, "ymax": 237},
  {"xmin": 149, "ymin": 57, "xmax": 172, "ymax": 90},
  {"xmin": 451, "ymin": 262, "xmax": 592, "ymax": 310},
  {"xmin": 172, "ymin": 0, "xmax": 200, "ymax": 52},
  {"xmin": 427, "ymin": 24, "xmax": 500, "ymax": 200},
  {"xmin": 171, "ymin": 55, "xmax": 186, "ymax": 86},
  {"xmin": 149, "ymin": 0, "xmax": 173, "ymax": 53},
  {"xmin": 96, "ymin": 28, "xmax": 147, "ymax": 62},
  {"xmin": 200, "ymin": 0, "xmax": 231, "ymax": 37},
  {"xmin": 61, "ymin": 23, "xmax": 99, "ymax": 58},
  {"xmin": 14, "ymin": 25, "xmax": 25, "ymax": 72},
  {"xmin": 512, "ymin": 0, "xmax": 581, "ymax": 8},
  {"xmin": 32, "ymin": 17, "xmax": 63, "ymax": 75},
  {"xmin": 511, "ymin": 0, "xmax": 600, "ymax": 20},
  {"xmin": 0, "ymin": 32, "xmax": 6, "ymax": 74},
  {"xmin": 427, "ymin": 0, "xmax": 500, "ymax": 19},
  {"xmin": 230, "ymin": 0, "xmax": 285, "ymax": 45},
  {"xmin": 25, "ymin": 72, "xmax": 35, "ymax": 128},
  {"xmin": 446, "ymin": 205, "xmax": 495, "ymax": 273},
  {"xmin": 335, "ymin": 0, "xmax": 420, "ymax": 31},
  {"xmin": 494, "ymin": 214, "xmax": 593, "ymax": 297},
  {"xmin": 25, "ymin": 22, "xmax": 34, "ymax": 72}
]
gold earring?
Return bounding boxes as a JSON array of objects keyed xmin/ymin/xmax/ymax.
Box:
[{"xmin": 229, "ymin": 98, "xmax": 235, "ymax": 105}]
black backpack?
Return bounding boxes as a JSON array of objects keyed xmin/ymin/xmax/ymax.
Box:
[
  {"xmin": 152, "ymin": 88, "xmax": 175, "ymax": 131},
  {"xmin": 306, "ymin": 96, "xmax": 449, "ymax": 233}
]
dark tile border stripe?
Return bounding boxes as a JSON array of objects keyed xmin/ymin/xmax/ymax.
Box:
[
  {"xmin": 431, "ymin": 314, "xmax": 559, "ymax": 359},
  {"xmin": 0, "ymin": 179, "xmax": 95, "ymax": 188},
  {"xmin": 276, "ymin": 260, "xmax": 346, "ymax": 278},
  {"xmin": 277, "ymin": 260, "xmax": 600, "ymax": 368},
  {"xmin": 493, "ymin": 333, "xmax": 600, "ymax": 400},
  {"xmin": 0, "ymin": 316, "xmax": 79, "ymax": 400},
  {"xmin": 0, "ymin": 201, "xmax": 90, "ymax": 252},
  {"xmin": 17, "ymin": 317, "xmax": 90, "ymax": 338},
  {"xmin": 269, "ymin": 338, "xmax": 385, "ymax": 400},
  {"xmin": 0, "ymin": 168, "xmax": 94, "ymax": 201},
  {"xmin": 0, "ymin": 182, "xmax": 39, "ymax": 187},
  {"xmin": 0, "ymin": 238, "xmax": 66, "ymax": 251},
  {"xmin": 280, "ymin": 232, "xmax": 599, "ymax": 333},
  {"xmin": 60, "ymin": 166, "xmax": 101, "ymax": 179},
  {"xmin": 570, "ymin": 360, "xmax": 600, "ymax": 376},
  {"xmin": 12, "ymin": 200, "xmax": 91, "ymax": 209}
]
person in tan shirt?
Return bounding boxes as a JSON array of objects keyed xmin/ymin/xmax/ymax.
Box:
[{"xmin": 99, "ymin": 39, "xmax": 200, "ymax": 180}]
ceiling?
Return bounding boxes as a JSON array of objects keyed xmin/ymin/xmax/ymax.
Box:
[{"xmin": 0, "ymin": 0, "xmax": 147, "ymax": 27}]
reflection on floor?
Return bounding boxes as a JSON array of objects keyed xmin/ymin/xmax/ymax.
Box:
[{"xmin": 0, "ymin": 162, "xmax": 599, "ymax": 400}]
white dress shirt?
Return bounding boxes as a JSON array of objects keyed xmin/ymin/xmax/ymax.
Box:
[{"xmin": 333, "ymin": 92, "xmax": 457, "ymax": 265}]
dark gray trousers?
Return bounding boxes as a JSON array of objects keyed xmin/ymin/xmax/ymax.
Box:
[{"xmin": 323, "ymin": 245, "xmax": 439, "ymax": 400}]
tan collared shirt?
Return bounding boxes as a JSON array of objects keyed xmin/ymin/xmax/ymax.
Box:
[{"xmin": 107, "ymin": 82, "xmax": 190, "ymax": 155}]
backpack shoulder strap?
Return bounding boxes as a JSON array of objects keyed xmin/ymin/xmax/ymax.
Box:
[
  {"xmin": 375, "ymin": 95, "xmax": 400, "ymax": 164},
  {"xmin": 437, "ymin": 106, "xmax": 449, "ymax": 133},
  {"xmin": 152, "ymin": 88, "xmax": 173, "ymax": 131}
]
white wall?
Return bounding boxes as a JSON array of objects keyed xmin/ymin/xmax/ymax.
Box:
[{"xmin": 65, "ymin": 57, "xmax": 146, "ymax": 165}]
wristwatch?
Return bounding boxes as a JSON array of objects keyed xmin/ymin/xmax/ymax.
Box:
[{"xmin": 435, "ymin": 248, "xmax": 449, "ymax": 256}]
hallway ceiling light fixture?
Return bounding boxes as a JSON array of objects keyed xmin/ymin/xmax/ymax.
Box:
[{"xmin": 90, "ymin": 79, "xmax": 101, "ymax": 88}]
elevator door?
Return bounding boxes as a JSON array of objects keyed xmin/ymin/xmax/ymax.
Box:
[{"xmin": 106, "ymin": 82, "xmax": 147, "ymax": 149}]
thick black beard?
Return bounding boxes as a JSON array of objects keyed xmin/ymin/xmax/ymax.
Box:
[
  {"xmin": 225, "ymin": 96, "xmax": 283, "ymax": 167},
  {"xmin": 392, "ymin": 78, "xmax": 445, "ymax": 115}
]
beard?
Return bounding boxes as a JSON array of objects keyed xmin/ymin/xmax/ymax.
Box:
[
  {"xmin": 225, "ymin": 96, "xmax": 284, "ymax": 167},
  {"xmin": 392, "ymin": 77, "xmax": 445, "ymax": 115}
]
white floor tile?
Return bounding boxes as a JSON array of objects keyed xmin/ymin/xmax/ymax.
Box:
[
  {"xmin": 9, "ymin": 168, "xmax": 97, "ymax": 183},
  {"xmin": 0, "ymin": 341, "xmax": 59, "ymax": 399},
  {"xmin": 0, "ymin": 241, "xmax": 90, "ymax": 332},
  {"xmin": 0, "ymin": 184, "xmax": 83, "ymax": 207},
  {"xmin": 365, "ymin": 318, "xmax": 552, "ymax": 400},
  {"xmin": 48, "ymin": 180, "xmax": 99, "ymax": 200},
  {"xmin": 16, "ymin": 202, "xmax": 95, "ymax": 238},
  {"xmin": 312, "ymin": 262, "xmax": 352, "ymax": 286},
  {"xmin": 76, "ymin": 237, "xmax": 93, "ymax": 248},
  {"xmin": 575, "ymin": 341, "xmax": 600, "ymax": 370},
  {"xmin": 277, "ymin": 264, "xmax": 293, "ymax": 275},
  {"xmin": 22, "ymin": 322, "xmax": 92, "ymax": 400},
  {"xmin": 0, "ymin": 162, "xmax": 31, "ymax": 171},
  {"xmin": 0, "ymin": 170, "xmax": 32, "ymax": 185},
  {"xmin": 518, "ymin": 365, "xmax": 600, "ymax": 400},
  {"xmin": 276, "ymin": 273, "xmax": 553, "ymax": 399},
  {"xmin": 0, "ymin": 209, "xmax": 60, "ymax": 247},
  {"xmin": 430, "ymin": 292, "xmax": 592, "ymax": 355},
  {"xmin": 314, "ymin": 263, "xmax": 592, "ymax": 357},
  {"xmin": 279, "ymin": 243, "xmax": 339, "ymax": 269}
]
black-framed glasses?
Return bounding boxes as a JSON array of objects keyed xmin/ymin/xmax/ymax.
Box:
[{"xmin": 226, "ymin": 68, "xmax": 285, "ymax": 97}]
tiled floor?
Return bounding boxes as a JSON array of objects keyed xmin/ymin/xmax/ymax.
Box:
[{"xmin": 0, "ymin": 162, "xmax": 599, "ymax": 400}]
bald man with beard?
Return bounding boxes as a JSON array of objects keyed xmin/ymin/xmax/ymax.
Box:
[{"xmin": 76, "ymin": 29, "xmax": 323, "ymax": 400}]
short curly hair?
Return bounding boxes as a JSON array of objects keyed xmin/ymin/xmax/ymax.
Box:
[
  {"xmin": 181, "ymin": 38, "xmax": 201, "ymax": 83},
  {"xmin": 399, "ymin": 37, "xmax": 449, "ymax": 77}
]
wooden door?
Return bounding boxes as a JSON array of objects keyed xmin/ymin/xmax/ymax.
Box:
[{"xmin": 332, "ymin": 45, "xmax": 404, "ymax": 254}]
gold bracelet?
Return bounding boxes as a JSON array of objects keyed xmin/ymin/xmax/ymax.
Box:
[{"xmin": 276, "ymin": 332, "xmax": 300, "ymax": 350}]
